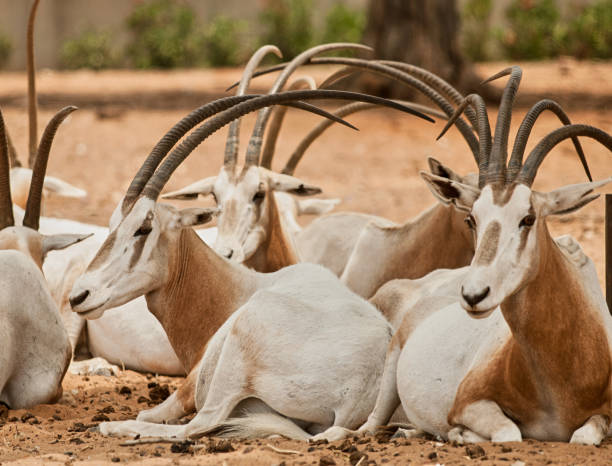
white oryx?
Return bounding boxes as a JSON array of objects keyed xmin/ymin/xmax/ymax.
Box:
[
  {"xmin": 0, "ymin": 105, "xmax": 89, "ymax": 409},
  {"xmin": 9, "ymin": 0, "xmax": 86, "ymax": 209},
  {"xmin": 69, "ymin": 89, "xmax": 433, "ymax": 440},
  {"xmin": 355, "ymin": 67, "xmax": 612, "ymax": 445}
]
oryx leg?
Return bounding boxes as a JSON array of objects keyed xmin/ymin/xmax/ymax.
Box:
[
  {"xmin": 570, "ymin": 415, "xmax": 610, "ymax": 445},
  {"xmin": 137, "ymin": 369, "xmax": 197, "ymax": 423},
  {"xmin": 449, "ymin": 400, "xmax": 522, "ymax": 443}
]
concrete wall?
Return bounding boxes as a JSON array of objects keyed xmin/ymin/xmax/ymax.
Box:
[{"xmin": 0, "ymin": 0, "xmax": 366, "ymax": 70}]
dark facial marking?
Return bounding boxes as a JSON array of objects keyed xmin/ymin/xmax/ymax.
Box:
[
  {"xmin": 517, "ymin": 206, "xmax": 536, "ymax": 256},
  {"xmin": 492, "ymin": 183, "xmax": 518, "ymax": 206},
  {"xmin": 129, "ymin": 234, "xmax": 147, "ymax": 270},
  {"xmin": 474, "ymin": 220, "xmax": 501, "ymax": 265},
  {"xmin": 87, "ymin": 231, "xmax": 117, "ymax": 271}
]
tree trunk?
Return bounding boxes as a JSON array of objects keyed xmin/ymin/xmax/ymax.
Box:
[{"xmin": 356, "ymin": 0, "xmax": 491, "ymax": 99}]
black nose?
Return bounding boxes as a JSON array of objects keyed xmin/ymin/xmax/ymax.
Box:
[
  {"xmin": 225, "ymin": 249, "xmax": 234, "ymax": 259},
  {"xmin": 462, "ymin": 286, "xmax": 490, "ymax": 307},
  {"xmin": 70, "ymin": 290, "xmax": 90, "ymax": 308}
]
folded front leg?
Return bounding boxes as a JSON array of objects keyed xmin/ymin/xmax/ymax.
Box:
[
  {"xmin": 449, "ymin": 400, "xmax": 522, "ymax": 443},
  {"xmin": 137, "ymin": 369, "xmax": 196, "ymax": 423},
  {"xmin": 570, "ymin": 415, "xmax": 610, "ymax": 446}
]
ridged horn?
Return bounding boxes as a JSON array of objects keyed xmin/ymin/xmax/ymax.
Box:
[
  {"xmin": 224, "ymin": 45, "xmax": 282, "ymax": 169},
  {"xmin": 27, "ymin": 0, "xmax": 41, "ymax": 168},
  {"xmin": 243, "ymin": 43, "xmax": 372, "ymax": 168},
  {"xmin": 0, "ymin": 107, "xmax": 14, "ymax": 229},
  {"xmin": 23, "ymin": 106, "xmax": 77, "ymax": 230},
  {"xmin": 482, "ymin": 66, "xmax": 522, "ymax": 184},
  {"xmin": 435, "ymin": 94, "xmax": 491, "ymax": 188},
  {"xmin": 508, "ymin": 99, "xmax": 590, "ymax": 182},
  {"xmin": 141, "ymin": 90, "xmax": 434, "ymax": 200},
  {"xmin": 517, "ymin": 125, "xmax": 612, "ymax": 187},
  {"xmin": 260, "ymin": 76, "xmax": 317, "ymax": 169}
]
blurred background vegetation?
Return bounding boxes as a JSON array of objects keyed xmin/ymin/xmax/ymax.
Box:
[{"xmin": 0, "ymin": 0, "xmax": 611, "ymax": 70}]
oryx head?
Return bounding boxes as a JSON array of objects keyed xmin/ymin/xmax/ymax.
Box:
[
  {"xmin": 70, "ymin": 87, "xmax": 433, "ymax": 319},
  {"xmin": 0, "ymin": 106, "xmax": 90, "ymax": 269},
  {"xmin": 421, "ymin": 66, "xmax": 610, "ymax": 317}
]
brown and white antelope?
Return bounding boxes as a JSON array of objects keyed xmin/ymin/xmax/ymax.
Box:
[
  {"xmin": 0, "ymin": 104, "xmax": 90, "ymax": 408},
  {"xmin": 363, "ymin": 67, "xmax": 612, "ymax": 445},
  {"xmin": 69, "ymin": 89, "xmax": 432, "ymax": 440}
]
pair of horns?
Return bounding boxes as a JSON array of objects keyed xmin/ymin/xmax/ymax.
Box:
[
  {"xmin": 124, "ymin": 90, "xmax": 434, "ymax": 205},
  {"xmin": 0, "ymin": 106, "xmax": 77, "ymax": 230},
  {"xmin": 438, "ymin": 66, "xmax": 600, "ymax": 187}
]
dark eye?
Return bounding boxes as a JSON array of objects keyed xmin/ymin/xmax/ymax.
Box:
[
  {"xmin": 253, "ymin": 191, "xmax": 266, "ymax": 203},
  {"xmin": 519, "ymin": 214, "xmax": 536, "ymax": 228},
  {"xmin": 464, "ymin": 214, "xmax": 476, "ymax": 230},
  {"xmin": 134, "ymin": 225, "xmax": 152, "ymax": 237},
  {"xmin": 211, "ymin": 192, "xmax": 217, "ymax": 203}
]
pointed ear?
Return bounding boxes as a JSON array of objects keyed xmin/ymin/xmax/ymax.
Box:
[
  {"xmin": 427, "ymin": 157, "xmax": 478, "ymax": 188},
  {"xmin": 42, "ymin": 175, "xmax": 88, "ymax": 198},
  {"xmin": 174, "ymin": 207, "xmax": 220, "ymax": 229},
  {"xmin": 420, "ymin": 170, "xmax": 480, "ymax": 212},
  {"xmin": 267, "ymin": 172, "xmax": 322, "ymax": 196},
  {"xmin": 162, "ymin": 176, "xmax": 217, "ymax": 200},
  {"xmin": 42, "ymin": 233, "xmax": 93, "ymax": 255},
  {"xmin": 536, "ymin": 178, "xmax": 612, "ymax": 217}
]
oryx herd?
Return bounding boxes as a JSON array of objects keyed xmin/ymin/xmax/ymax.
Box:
[{"xmin": 2, "ymin": 0, "xmax": 612, "ymax": 450}]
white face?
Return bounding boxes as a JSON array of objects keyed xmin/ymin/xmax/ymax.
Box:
[
  {"xmin": 163, "ymin": 165, "xmax": 321, "ymax": 263},
  {"xmin": 69, "ymin": 197, "xmax": 216, "ymax": 319},
  {"xmin": 460, "ymin": 184, "xmax": 540, "ymax": 316},
  {"xmin": 212, "ymin": 166, "xmax": 268, "ymax": 262}
]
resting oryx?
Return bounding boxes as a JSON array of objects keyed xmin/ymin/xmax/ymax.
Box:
[
  {"xmin": 9, "ymin": 0, "xmax": 86, "ymax": 208},
  {"xmin": 0, "ymin": 105, "xmax": 89, "ymax": 408},
  {"xmin": 69, "ymin": 89, "xmax": 433, "ymax": 440},
  {"xmin": 359, "ymin": 67, "xmax": 612, "ymax": 445}
]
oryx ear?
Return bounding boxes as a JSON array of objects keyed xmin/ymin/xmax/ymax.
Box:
[
  {"xmin": 43, "ymin": 233, "xmax": 93, "ymax": 255},
  {"xmin": 268, "ymin": 172, "xmax": 322, "ymax": 196},
  {"xmin": 42, "ymin": 175, "xmax": 88, "ymax": 198},
  {"xmin": 174, "ymin": 207, "xmax": 220, "ymax": 229},
  {"xmin": 536, "ymin": 177, "xmax": 612, "ymax": 217},
  {"xmin": 427, "ymin": 157, "xmax": 478, "ymax": 188},
  {"xmin": 420, "ymin": 170, "xmax": 480, "ymax": 212},
  {"xmin": 162, "ymin": 176, "xmax": 217, "ymax": 200}
]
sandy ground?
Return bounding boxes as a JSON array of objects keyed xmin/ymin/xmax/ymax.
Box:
[{"xmin": 0, "ymin": 60, "xmax": 611, "ymax": 464}]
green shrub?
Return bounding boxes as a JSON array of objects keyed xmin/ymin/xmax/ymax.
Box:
[
  {"xmin": 321, "ymin": 3, "xmax": 366, "ymax": 45},
  {"xmin": 563, "ymin": 0, "xmax": 612, "ymax": 59},
  {"xmin": 201, "ymin": 16, "xmax": 248, "ymax": 67},
  {"xmin": 461, "ymin": 0, "xmax": 493, "ymax": 61},
  {"xmin": 499, "ymin": 0, "xmax": 562, "ymax": 60},
  {"xmin": 60, "ymin": 29, "xmax": 118, "ymax": 70},
  {"xmin": 258, "ymin": 0, "xmax": 315, "ymax": 60},
  {"xmin": 126, "ymin": 0, "xmax": 203, "ymax": 69}
]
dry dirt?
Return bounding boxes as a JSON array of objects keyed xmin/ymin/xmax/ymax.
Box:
[{"xmin": 0, "ymin": 59, "xmax": 611, "ymax": 464}]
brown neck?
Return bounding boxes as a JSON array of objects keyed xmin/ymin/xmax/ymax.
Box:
[
  {"xmin": 501, "ymin": 224, "xmax": 611, "ymax": 415},
  {"xmin": 245, "ymin": 191, "xmax": 299, "ymax": 273},
  {"xmin": 146, "ymin": 228, "xmax": 259, "ymax": 371},
  {"xmin": 380, "ymin": 203, "xmax": 474, "ymax": 285}
]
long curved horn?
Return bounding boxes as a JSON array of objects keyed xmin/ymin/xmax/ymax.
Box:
[
  {"xmin": 27, "ymin": 0, "xmax": 41, "ymax": 168},
  {"xmin": 243, "ymin": 43, "xmax": 372, "ymax": 167},
  {"xmin": 517, "ymin": 125, "xmax": 612, "ymax": 187},
  {"xmin": 121, "ymin": 95, "xmax": 357, "ymax": 212},
  {"xmin": 23, "ymin": 106, "xmax": 77, "ymax": 230},
  {"xmin": 141, "ymin": 90, "xmax": 434, "ymax": 200},
  {"xmin": 508, "ymin": 99, "xmax": 590, "ymax": 182},
  {"xmin": 435, "ymin": 94, "xmax": 491, "ymax": 188},
  {"xmin": 260, "ymin": 76, "xmax": 316, "ymax": 169},
  {"xmin": 227, "ymin": 57, "xmax": 480, "ymax": 147},
  {"xmin": 282, "ymin": 101, "xmax": 446, "ymax": 176},
  {"xmin": 6, "ymin": 130, "xmax": 21, "ymax": 167},
  {"xmin": 0, "ymin": 107, "xmax": 14, "ymax": 229},
  {"xmin": 123, "ymin": 94, "xmax": 264, "ymax": 211},
  {"xmin": 482, "ymin": 66, "xmax": 522, "ymax": 184},
  {"xmin": 224, "ymin": 45, "xmax": 282, "ymax": 169}
]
